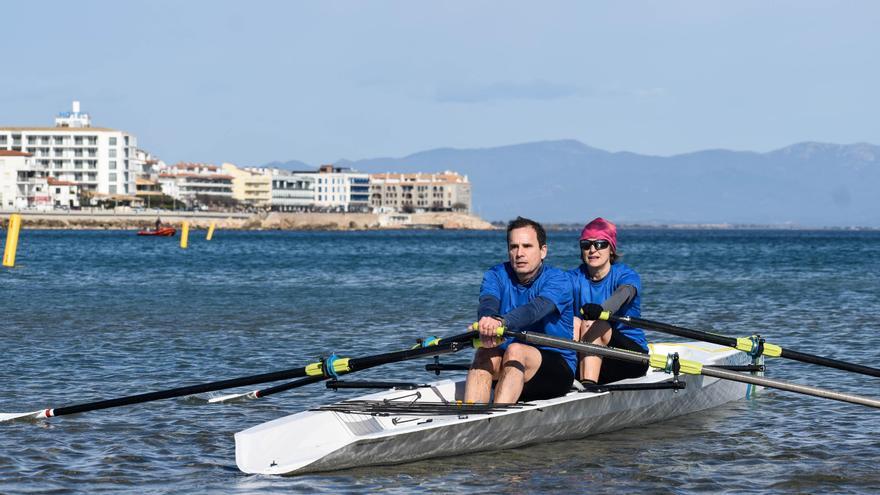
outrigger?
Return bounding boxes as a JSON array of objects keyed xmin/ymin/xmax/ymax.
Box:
[{"xmin": 2, "ymin": 318, "xmax": 879, "ymax": 476}]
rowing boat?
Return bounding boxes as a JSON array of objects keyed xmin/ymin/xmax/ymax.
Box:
[{"xmin": 234, "ymin": 341, "xmax": 759, "ymax": 475}]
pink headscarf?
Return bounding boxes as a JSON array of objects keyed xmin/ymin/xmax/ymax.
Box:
[{"xmin": 579, "ymin": 217, "xmax": 617, "ymax": 252}]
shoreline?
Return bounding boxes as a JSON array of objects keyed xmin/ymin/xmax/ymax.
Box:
[{"xmin": 0, "ymin": 210, "xmax": 496, "ymax": 231}]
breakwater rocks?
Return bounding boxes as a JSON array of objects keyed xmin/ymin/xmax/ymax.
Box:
[{"xmin": 1, "ymin": 211, "xmax": 495, "ymax": 231}]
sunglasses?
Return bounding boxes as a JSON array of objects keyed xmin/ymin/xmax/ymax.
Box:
[{"xmin": 579, "ymin": 239, "xmax": 610, "ymax": 251}]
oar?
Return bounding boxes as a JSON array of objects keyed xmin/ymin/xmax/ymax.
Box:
[
  {"xmin": 581, "ymin": 307, "xmax": 880, "ymax": 378},
  {"xmin": 0, "ymin": 331, "xmax": 479, "ymax": 422},
  {"xmin": 492, "ymin": 327, "xmax": 880, "ymax": 409},
  {"xmin": 206, "ymin": 331, "xmax": 480, "ymax": 404}
]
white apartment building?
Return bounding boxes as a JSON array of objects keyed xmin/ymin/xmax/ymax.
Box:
[
  {"xmin": 158, "ymin": 162, "xmax": 234, "ymax": 206},
  {"xmin": 0, "ymin": 151, "xmax": 44, "ymax": 208},
  {"xmin": 370, "ymin": 171, "xmax": 471, "ymax": 213},
  {"xmin": 314, "ymin": 164, "xmax": 370, "ymax": 212},
  {"xmin": 257, "ymin": 168, "xmax": 317, "ymax": 211},
  {"xmin": 0, "ymin": 101, "xmax": 143, "ymax": 198}
]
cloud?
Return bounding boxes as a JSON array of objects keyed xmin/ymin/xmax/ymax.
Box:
[{"xmin": 434, "ymin": 80, "xmax": 582, "ymax": 103}]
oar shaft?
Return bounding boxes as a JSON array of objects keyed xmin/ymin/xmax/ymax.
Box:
[
  {"xmin": 507, "ymin": 330, "xmax": 880, "ymax": 410},
  {"xmin": 51, "ymin": 367, "xmax": 313, "ymax": 417},
  {"xmin": 701, "ymin": 366, "xmax": 880, "ymax": 409},
  {"xmin": 46, "ymin": 339, "xmax": 470, "ymax": 418},
  {"xmin": 611, "ymin": 315, "xmax": 737, "ymax": 348},
  {"xmin": 611, "ymin": 315, "xmax": 880, "ymax": 378},
  {"xmin": 779, "ymin": 348, "xmax": 880, "ymax": 378},
  {"xmin": 253, "ymin": 376, "xmax": 325, "ymax": 399}
]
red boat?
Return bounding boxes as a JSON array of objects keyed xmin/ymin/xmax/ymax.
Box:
[{"xmin": 137, "ymin": 227, "xmax": 177, "ymax": 237}]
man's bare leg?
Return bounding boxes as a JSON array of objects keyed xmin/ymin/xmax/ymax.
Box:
[
  {"xmin": 579, "ymin": 320, "xmax": 612, "ymax": 382},
  {"xmin": 464, "ymin": 347, "xmax": 504, "ymax": 403},
  {"xmin": 494, "ymin": 343, "xmax": 543, "ymax": 403}
]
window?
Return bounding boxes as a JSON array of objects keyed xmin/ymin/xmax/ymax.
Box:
[
  {"xmin": 109, "ymin": 137, "xmax": 117, "ymax": 145},
  {"xmin": 109, "ymin": 149, "xmax": 117, "ymax": 158},
  {"xmin": 56, "ymin": 188, "xmax": 62, "ymax": 194},
  {"xmin": 109, "ymin": 160, "xmax": 117, "ymax": 170},
  {"xmin": 74, "ymin": 160, "xmax": 83, "ymax": 169},
  {"xmin": 74, "ymin": 136, "xmax": 83, "ymax": 145},
  {"xmin": 0, "ymin": 136, "xmax": 6, "ymax": 144},
  {"xmin": 109, "ymin": 173, "xmax": 117, "ymax": 182},
  {"xmin": 109, "ymin": 185, "xmax": 117, "ymax": 194},
  {"xmin": 54, "ymin": 137, "xmax": 64, "ymax": 144},
  {"xmin": 87, "ymin": 137, "xmax": 97, "ymax": 145}
]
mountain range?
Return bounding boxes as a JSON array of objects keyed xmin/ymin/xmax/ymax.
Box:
[{"xmin": 265, "ymin": 140, "xmax": 880, "ymax": 227}]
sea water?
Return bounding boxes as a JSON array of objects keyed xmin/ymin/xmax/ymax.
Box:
[{"xmin": 1, "ymin": 229, "xmax": 878, "ymax": 494}]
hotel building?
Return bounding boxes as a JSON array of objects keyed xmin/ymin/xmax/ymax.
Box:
[
  {"xmin": 369, "ymin": 171, "xmax": 471, "ymax": 213},
  {"xmin": 314, "ymin": 165, "xmax": 370, "ymax": 212},
  {"xmin": 0, "ymin": 102, "xmax": 142, "ymax": 199}
]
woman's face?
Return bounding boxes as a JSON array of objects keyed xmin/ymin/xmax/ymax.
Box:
[{"xmin": 580, "ymin": 239, "xmax": 612, "ymax": 270}]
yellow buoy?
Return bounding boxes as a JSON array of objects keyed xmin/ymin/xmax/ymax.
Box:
[
  {"xmin": 206, "ymin": 221, "xmax": 216, "ymax": 241},
  {"xmin": 2, "ymin": 213, "xmax": 22, "ymax": 268},
  {"xmin": 180, "ymin": 221, "xmax": 190, "ymax": 249}
]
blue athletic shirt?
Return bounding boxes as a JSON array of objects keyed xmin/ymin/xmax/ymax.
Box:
[
  {"xmin": 569, "ymin": 263, "xmax": 648, "ymax": 351},
  {"xmin": 479, "ymin": 262, "xmax": 576, "ymax": 373}
]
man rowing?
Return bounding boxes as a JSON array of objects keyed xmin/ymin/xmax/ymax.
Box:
[
  {"xmin": 463, "ymin": 217, "xmax": 576, "ymax": 404},
  {"xmin": 570, "ymin": 217, "xmax": 648, "ymax": 384}
]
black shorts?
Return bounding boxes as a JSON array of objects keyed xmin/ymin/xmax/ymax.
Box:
[
  {"xmin": 520, "ymin": 348, "xmax": 575, "ymax": 402},
  {"xmin": 597, "ymin": 329, "xmax": 649, "ymax": 385}
]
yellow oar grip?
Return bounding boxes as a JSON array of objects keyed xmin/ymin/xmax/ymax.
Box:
[
  {"xmin": 471, "ymin": 322, "xmax": 506, "ymax": 336},
  {"xmin": 577, "ymin": 309, "xmax": 612, "ymax": 321},
  {"xmin": 471, "ymin": 337, "xmax": 505, "ymax": 349}
]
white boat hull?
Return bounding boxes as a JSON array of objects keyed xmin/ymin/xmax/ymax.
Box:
[{"xmin": 235, "ymin": 342, "xmax": 758, "ymax": 475}]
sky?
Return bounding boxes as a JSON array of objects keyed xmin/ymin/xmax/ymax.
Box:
[{"xmin": 1, "ymin": 1, "xmax": 879, "ymax": 166}]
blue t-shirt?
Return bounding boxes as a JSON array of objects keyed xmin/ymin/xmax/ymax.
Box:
[
  {"xmin": 479, "ymin": 262, "xmax": 576, "ymax": 373},
  {"xmin": 569, "ymin": 263, "xmax": 648, "ymax": 351}
]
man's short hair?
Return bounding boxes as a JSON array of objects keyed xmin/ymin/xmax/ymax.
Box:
[{"xmin": 506, "ymin": 216, "xmax": 547, "ymax": 247}]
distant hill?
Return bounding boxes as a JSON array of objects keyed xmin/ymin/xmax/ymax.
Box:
[
  {"xmin": 265, "ymin": 140, "xmax": 880, "ymax": 227},
  {"xmin": 262, "ymin": 159, "xmax": 315, "ymax": 172}
]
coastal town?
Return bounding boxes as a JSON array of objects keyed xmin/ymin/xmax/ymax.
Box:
[{"xmin": 0, "ymin": 102, "xmax": 487, "ymax": 229}]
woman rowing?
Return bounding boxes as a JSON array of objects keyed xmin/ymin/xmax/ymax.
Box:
[{"xmin": 570, "ymin": 217, "xmax": 649, "ymax": 384}]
